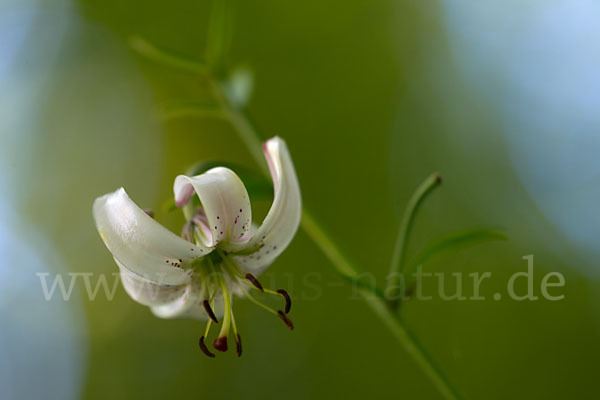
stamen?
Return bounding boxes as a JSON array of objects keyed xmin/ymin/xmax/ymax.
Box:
[
  {"xmin": 199, "ymin": 336, "xmax": 215, "ymax": 358},
  {"xmin": 230, "ymin": 306, "xmax": 242, "ymax": 357},
  {"xmin": 235, "ymin": 334, "xmax": 242, "ymax": 357},
  {"xmin": 235, "ymin": 278, "xmax": 295, "ymax": 332},
  {"xmin": 223, "ymin": 257, "xmax": 296, "ymax": 337},
  {"xmin": 143, "ymin": 209, "xmax": 154, "ymax": 218},
  {"xmin": 245, "ymin": 273, "xmax": 264, "ymax": 292},
  {"xmin": 277, "ymin": 310, "xmax": 294, "ymax": 330},
  {"xmin": 276, "ymin": 289, "xmax": 292, "ymax": 314},
  {"xmin": 235, "ymin": 280, "xmax": 278, "ymax": 315},
  {"xmin": 199, "ymin": 300, "xmax": 216, "ymax": 357},
  {"xmin": 203, "ymin": 300, "xmax": 219, "ymax": 323}
]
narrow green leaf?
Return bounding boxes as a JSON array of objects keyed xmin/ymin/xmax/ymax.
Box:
[
  {"xmin": 408, "ymin": 229, "xmax": 507, "ymax": 272},
  {"xmin": 386, "ymin": 172, "xmax": 442, "ymax": 308},
  {"xmin": 403, "ymin": 228, "xmax": 508, "ymax": 294},
  {"xmin": 390, "ymin": 172, "xmax": 442, "ymax": 275}
]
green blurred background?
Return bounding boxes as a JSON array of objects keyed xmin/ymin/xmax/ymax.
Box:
[{"xmin": 1, "ymin": 0, "xmax": 599, "ymax": 399}]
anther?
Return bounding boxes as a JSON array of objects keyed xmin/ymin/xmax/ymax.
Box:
[
  {"xmin": 235, "ymin": 334, "xmax": 242, "ymax": 357},
  {"xmin": 277, "ymin": 310, "xmax": 294, "ymax": 330},
  {"xmin": 276, "ymin": 289, "xmax": 292, "ymax": 314},
  {"xmin": 245, "ymin": 273, "xmax": 264, "ymax": 292},
  {"xmin": 198, "ymin": 336, "xmax": 215, "ymax": 358},
  {"xmin": 213, "ymin": 336, "xmax": 228, "ymax": 352},
  {"xmin": 143, "ymin": 209, "xmax": 154, "ymax": 218},
  {"xmin": 203, "ymin": 300, "xmax": 218, "ymax": 323}
]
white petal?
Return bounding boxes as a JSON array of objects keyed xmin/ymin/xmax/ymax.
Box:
[
  {"xmin": 93, "ymin": 188, "xmax": 209, "ymax": 285},
  {"xmin": 118, "ymin": 262, "xmax": 187, "ymax": 306},
  {"xmin": 173, "ymin": 167, "xmax": 252, "ymax": 249},
  {"xmin": 233, "ymin": 137, "xmax": 302, "ymax": 274},
  {"xmin": 150, "ymin": 275, "xmax": 204, "ymax": 319},
  {"xmin": 119, "ymin": 263, "xmax": 219, "ymax": 320}
]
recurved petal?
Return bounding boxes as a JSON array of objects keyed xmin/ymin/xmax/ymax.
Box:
[
  {"xmin": 150, "ymin": 274, "xmax": 205, "ymax": 319},
  {"xmin": 118, "ymin": 261, "xmax": 188, "ymax": 307},
  {"xmin": 93, "ymin": 188, "xmax": 209, "ymax": 286},
  {"xmin": 173, "ymin": 167, "xmax": 252, "ymax": 249},
  {"xmin": 233, "ymin": 137, "xmax": 301, "ymax": 275}
]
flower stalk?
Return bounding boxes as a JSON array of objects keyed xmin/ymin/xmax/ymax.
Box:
[{"xmin": 129, "ymin": 37, "xmax": 462, "ymax": 400}]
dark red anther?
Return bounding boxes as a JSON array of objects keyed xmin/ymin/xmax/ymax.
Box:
[
  {"xmin": 235, "ymin": 334, "xmax": 242, "ymax": 357},
  {"xmin": 277, "ymin": 310, "xmax": 294, "ymax": 330},
  {"xmin": 143, "ymin": 209, "xmax": 154, "ymax": 218},
  {"xmin": 199, "ymin": 336, "xmax": 215, "ymax": 358},
  {"xmin": 276, "ymin": 289, "xmax": 292, "ymax": 314},
  {"xmin": 245, "ymin": 273, "xmax": 264, "ymax": 292},
  {"xmin": 203, "ymin": 300, "xmax": 218, "ymax": 323},
  {"xmin": 213, "ymin": 336, "xmax": 228, "ymax": 352}
]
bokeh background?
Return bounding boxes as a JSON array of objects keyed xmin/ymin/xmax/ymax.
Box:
[{"xmin": 1, "ymin": 0, "xmax": 599, "ymax": 399}]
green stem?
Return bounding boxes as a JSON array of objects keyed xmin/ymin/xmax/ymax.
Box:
[
  {"xmin": 130, "ymin": 38, "xmax": 462, "ymax": 400},
  {"xmin": 129, "ymin": 36, "xmax": 208, "ymax": 74},
  {"xmin": 300, "ymin": 210, "xmax": 359, "ymax": 278},
  {"xmin": 364, "ymin": 295, "xmax": 461, "ymax": 400},
  {"xmin": 386, "ymin": 173, "xmax": 442, "ymax": 307}
]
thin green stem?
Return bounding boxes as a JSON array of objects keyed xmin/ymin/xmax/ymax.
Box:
[
  {"xmin": 129, "ymin": 36, "xmax": 208, "ymax": 74},
  {"xmin": 300, "ymin": 210, "xmax": 360, "ymax": 278},
  {"xmin": 363, "ymin": 295, "xmax": 461, "ymax": 400},
  {"xmin": 386, "ymin": 173, "xmax": 442, "ymax": 307}
]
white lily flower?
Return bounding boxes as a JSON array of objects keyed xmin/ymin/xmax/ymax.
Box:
[{"xmin": 93, "ymin": 137, "xmax": 301, "ymax": 357}]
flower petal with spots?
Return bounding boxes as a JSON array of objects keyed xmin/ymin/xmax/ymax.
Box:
[
  {"xmin": 233, "ymin": 137, "xmax": 302, "ymax": 275},
  {"xmin": 173, "ymin": 167, "xmax": 252, "ymax": 249}
]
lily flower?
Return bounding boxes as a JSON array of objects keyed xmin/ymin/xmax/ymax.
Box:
[{"xmin": 93, "ymin": 137, "xmax": 301, "ymax": 357}]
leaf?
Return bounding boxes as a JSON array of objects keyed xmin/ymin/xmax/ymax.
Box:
[
  {"xmin": 404, "ymin": 228, "xmax": 507, "ymax": 282},
  {"xmin": 400, "ymin": 229, "xmax": 507, "ymax": 298},
  {"xmin": 408, "ymin": 229, "xmax": 507, "ymax": 271},
  {"xmin": 386, "ymin": 172, "xmax": 442, "ymax": 307},
  {"xmin": 390, "ymin": 173, "xmax": 442, "ymax": 272}
]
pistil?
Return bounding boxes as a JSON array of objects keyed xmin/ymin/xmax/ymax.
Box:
[{"xmin": 213, "ymin": 268, "xmax": 232, "ymax": 352}]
